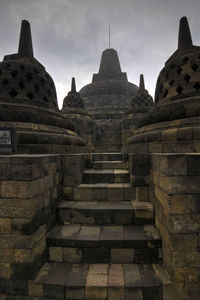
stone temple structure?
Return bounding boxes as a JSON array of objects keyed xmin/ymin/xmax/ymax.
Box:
[
  {"xmin": 0, "ymin": 20, "xmax": 86, "ymax": 154},
  {"xmin": 80, "ymin": 48, "xmax": 138, "ymax": 153},
  {"xmin": 122, "ymin": 74, "xmax": 154, "ymax": 149},
  {"xmin": 62, "ymin": 78, "xmax": 96, "ymax": 151},
  {"xmin": 0, "ymin": 16, "xmax": 200, "ymax": 300}
]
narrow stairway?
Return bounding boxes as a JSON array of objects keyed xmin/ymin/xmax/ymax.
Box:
[{"xmin": 32, "ymin": 153, "xmax": 167, "ymax": 300}]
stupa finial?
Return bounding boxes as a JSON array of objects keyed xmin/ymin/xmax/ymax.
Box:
[
  {"xmin": 18, "ymin": 20, "xmax": 34, "ymax": 57},
  {"xmin": 139, "ymin": 74, "xmax": 145, "ymax": 92},
  {"xmin": 178, "ymin": 16, "xmax": 193, "ymax": 49},
  {"xmin": 71, "ymin": 77, "xmax": 76, "ymax": 92}
]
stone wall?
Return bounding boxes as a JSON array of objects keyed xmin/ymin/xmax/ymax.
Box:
[
  {"xmin": 62, "ymin": 154, "xmax": 86, "ymax": 200},
  {"xmin": 150, "ymin": 153, "xmax": 200, "ymax": 299},
  {"xmin": 128, "ymin": 154, "xmax": 149, "ymax": 202},
  {"xmin": 0, "ymin": 154, "xmax": 62, "ymax": 296}
]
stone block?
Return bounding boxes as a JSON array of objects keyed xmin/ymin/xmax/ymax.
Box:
[
  {"xmin": 161, "ymin": 129, "xmax": 177, "ymax": 141},
  {"xmin": 136, "ymin": 187, "xmax": 149, "ymax": 202},
  {"xmin": 63, "ymin": 165, "xmax": 81, "ymax": 176},
  {"xmin": 86, "ymin": 264, "xmax": 108, "ymax": 300},
  {"xmin": 108, "ymin": 264, "xmax": 124, "ymax": 300},
  {"xmin": 177, "ymin": 127, "xmax": 192, "ymax": 141},
  {"xmin": 49, "ymin": 247, "xmax": 63, "ymax": 262},
  {"xmin": 15, "ymin": 249, "xmax": 33, "ymax": 263},
  {"xmin": 0, "ymin": 262, "xmax": 10, "ymax": 279},
  {"xmin": 163, "ymin": 282, "xmax": 184, "ymax": 300},
  {"xmin": 0, "ymin": 178, "xmax": 46, "ymax": 199},
  {"xmin": 63, "ymin": 175, "xmax": 82, "ymax": 187},
  {"xmin": 111, "ymin": 249, "xmax": 134, "ymax": 263},
  {"xmin": 107, "ymin": 185, "xmax": 123, "ymax": 201},
  {"xmin": 28, "ymin": 280, "xmax": 43, "ymax": 297},
  {"xmin": 170, "ymin": 268, "xmax": 198, "ymax": 282},
  {"xmin": 74, "ymin": 186, "xmax": 93, "ymax": 201},
  {"xmin": 63, "ymin": 187, "xmax": 73, "ymax": 200},
  {"xmin": 185, "ymin": 282, "xmax": 200, "ymax": 300},
  {"xmin": 172, "ymin": 251, "xmax": 200, "ymax": 268},
  {"xmin": 0, "ymin": 164, "xmax": 7, "ymax": 179},
  {"xmin": 0, "ymin": 218, "xmax": 11, "ymax": 234},
  {"xmin": 63, "ymin": 248, "xmax": 82, "ymax": 263},
  {"xmin": 169, "ymin": 214, "xmax": 200, "ymax": 234},
  {"xmin": 0, "ymin": 249, "xmax": 15, "ymax": 263}
]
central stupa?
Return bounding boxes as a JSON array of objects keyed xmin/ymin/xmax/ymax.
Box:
[{"xmin": 79, "ymin": 48, "xmax": 138, "ymax": 119}]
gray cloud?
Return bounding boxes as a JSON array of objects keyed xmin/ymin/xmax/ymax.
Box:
[{"xmin": 0, "ymin": 0, "xmax": 200, "ymax": 108}]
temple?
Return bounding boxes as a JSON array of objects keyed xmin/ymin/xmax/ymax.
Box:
[{"xmin": 0, "ymin": 16, "xmax": 200, "ymax": 300}]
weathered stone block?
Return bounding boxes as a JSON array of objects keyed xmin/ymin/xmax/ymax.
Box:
[
  {"xmin": 63, "ymin": 248, "xmax": 82, "ymax": 263},
  {"xmin": 0, "ymin": 262, "xmax": 10, "ymax": 279},
  {"xmin": 28, "ymin": 280, "xmax": 43, "ymax": 297},
  {"xmin": 49, "ymin": 247, "xmax": 63, "ymax": 262},
  {"xmin": 0, "ymin": 218, "xmax": 11, "ymax": 234},
  {"xmin": 111, "ymin": 249, "xmax": 134, "ymax": 263},
  {"xmin": 172, "ymin": 251, "xmax": 200, "ymax": 268}
]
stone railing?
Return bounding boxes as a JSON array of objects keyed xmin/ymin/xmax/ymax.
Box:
[
  {"xmin": 150, "ymin": 153, "xmax": 200, "ymax": 299},
  {"xmin": 0, "ymin": 154, "xmax": 62, "ymax": 295}
]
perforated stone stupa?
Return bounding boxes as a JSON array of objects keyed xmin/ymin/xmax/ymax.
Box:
[
  {"xmin": 127, "ymin": 16, "xmax": 200, "ymax": 154},
  {"xmin": 62, "ymin": 78, "xmax": 96, "ymax": 150},
  {"xmin": 122, "ymin": 74, "xmax": 153, "ymax": 148},
  {"xmin": 0, "ymin": 20, "xmax": 86, "ymax": 153}
]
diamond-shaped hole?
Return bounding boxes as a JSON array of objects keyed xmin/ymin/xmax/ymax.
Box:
[
  {"xmin": 27, "ymin": 92, "xmax": 34, "ymax": 99},
  {"xmin": 26, "ymin": 73, "xmax": 33, "ymax": 82},
  {"xmin": 183, "ymin": 57, "xmax": 189, "ymax": 63},
  {"xmin": 34, "ymin": 84, "xmax": 40, "ymax": 92},
  {"xmin": 184, "ymin": 74, "xmax": 191, "ymax": 83},
  {"xmin": 18, "ymin": 81, "xmax": 25, "ymax": 89},
  {"xmin": 10, "ymin": 89, "xmax": 18, "ymax": 97},
  {"xmin": 43, "ymin": 96, "xmax": 48, "ymax": 102},
  {"xmin": 2, "ymin": 79, "xmax": 9, "ymax": 86},
  {"xmin": 192, "ymin": 63, "xmax": 198, "ymax": 71},
  {"xmin": 165, "ymin": 71, "xmax": 169, "ymax": 79},
  {"xmin": 163, "ymin": 90, "xmax": 168, "ymax": 98},
  {"xmin": 169, "ymin": 79, "xmax": 175, "ymax": 86},
  {"xmin": 177, "ymin": 66, "xmax": 182, "ymax": 74},
  {"xmin": 176, "ymin": 85, "xmax": 183, "ymax": 94},
  {"xmin": 193, "ymin": 82, "xmax": 200, "ymax": 90},
  {"xmin": 11, "ymin": 70, "xmax": 18, "ymax": 78},
  {"xmin": 33, "ymin": 68, "xmax": 38, "ymax": 74}
]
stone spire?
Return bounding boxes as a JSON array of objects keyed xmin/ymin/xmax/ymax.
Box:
[
  {"xmin": 92, "ymin": 48, "xmax": 127, "ymax": 82},
  {"xmin": 178, "ymin": 16, "xmax": 193, "ymax": 50},
  {"xmin": 166, "ymin": 16, "xmax": 200, "ymax": 65},
  {"xmin": 18, "ymin": 20, "xmax": 34, "ymax": 58},
  {"xmin": 139, "ymin": 74, "xmax": 145, "ymax": 92},
  {"xmin": 71, "ymin": 77, "xmax": 76, "ymax": 92}
]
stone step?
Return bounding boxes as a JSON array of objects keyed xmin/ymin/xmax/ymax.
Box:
[
  {"xmin": 31, "ymin": 262, "xmax": 166, "ymax": 300},
  {"xmin": 82, "ymin": 169, "xmax": 130, "ymax": 184},
  {"xmin": 93, "ymin": 153, "xmax": 124, "ymax": 161},
  {"xmin": 73, "ymin": 183, "xmax": 135, "ymax": 201},
  {"xmin": 47, "ymin": 224, "xmax": 161, "ymax": 264},
  {"xmin": 95, "ymin": 146, "xmax": 122, "ymax": 153},
  {"xmin": 58, "ymin": 201, "xmax": 154, "ymax": 225},
  {"xmin": 86, "ymin": 160, "xmax": 128, "ymax": 170}
]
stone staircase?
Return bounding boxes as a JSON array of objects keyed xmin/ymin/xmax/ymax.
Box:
[
  {"xmin": 95, "ymin": 120, "xmax": 122, "ymax": 153},
  {"xmin": 31, "ymin": 153, "xmax": 168, "ymax": 300}
]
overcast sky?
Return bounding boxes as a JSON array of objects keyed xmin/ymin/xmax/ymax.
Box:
[{"xmin": 0, "ymin": 0, "xmax": 200, "ymax": 109}]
